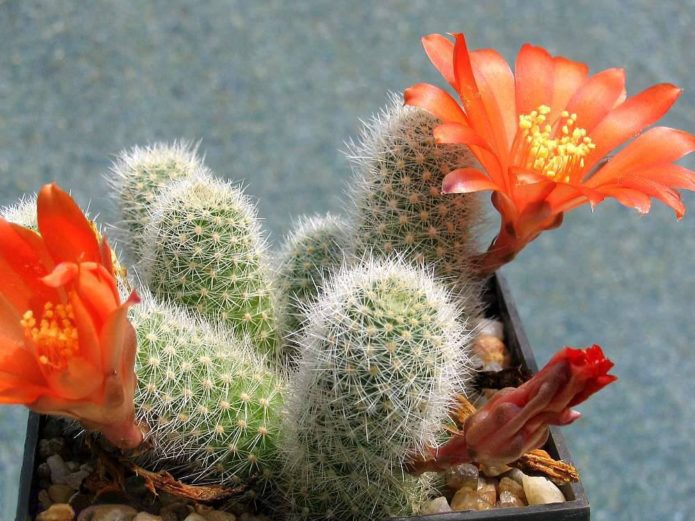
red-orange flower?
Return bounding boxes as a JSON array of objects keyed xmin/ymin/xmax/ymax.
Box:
[
  {"xmin": 411, "ymin": 345, "xmax": 616, "ymax": 471},
  {"xmin": 0, "ymin": 184, "xmax": 142, "ymax": 449},
  {"xmin": 405, "ymin": 33, "xmax": 695, "ymax": 273}
]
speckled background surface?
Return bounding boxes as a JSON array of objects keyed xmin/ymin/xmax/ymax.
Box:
[{"xmin": 1, "ymin": 1, "xmax": 693, "ymax": 520}]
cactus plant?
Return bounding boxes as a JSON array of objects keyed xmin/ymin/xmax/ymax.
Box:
[
  {"xmin": 347, "ymin": 95, "xmax": 485, "ymax": 301},
  {"xmin": 280, "ymin": 258, "xmax": 475, "ymax": 520},
  {"xmin": 274, "ymin": 213, "xmax": 351, "ymax": 358},
  {"xmin": 1, "ymin": 193, "xmax": 38, "ymax": 228},
  {"xmin": 108, "ymin": 141, "xmax": 208, "ymax": 260},
  {"xmin": 131, "ymin": 290, "xmax": 285, "ymax": 487},
  {"xmin": 139, "ymin": 175, "xmax": 281, "ymax": 361}
]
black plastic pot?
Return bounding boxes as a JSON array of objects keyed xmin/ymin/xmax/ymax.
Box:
[{"xmin": 15, "ymin": 273, "xmax": 590, "ymax": 521}]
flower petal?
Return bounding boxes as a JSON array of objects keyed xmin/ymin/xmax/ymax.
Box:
[
  {"xmin": 515, "ymin": 44, "xmax": 554, "ymax": 116},
  {"xmin": 404, "ymin": 83, "xmax": 469, "ymax": 124},
  {"xmin": 422, "ymin": 34, "xmax": 456, "ymax": 89},
  {"xmin": 46, "ymin": 356, "xmax": 102, "ymax": 400},
  {"xmin": 585, "ymin": 83, "xmax": 683, "ymax": 173},
  {"xmin": 0, "ymin": 220, "xmax": 57, "ymax": 312},
  {"xmin": 597, "ymin": 186, "xmax": 652, "ymax": 214},
  {"xmin": 565, "ymin": 68, "xmax": 627, "ymax": 131},
  {"xmin": 442, "ymin": 168, "xmax": 499, "ymax": 194},
  {"xmin": 70, "ymin": 289, "xmax": 104, "ymax": 373},
  {"xmin": 0, "ymin": 337, "xmax": 46, "ymax": 387},
  {"xmin": 37, "ymin": 183, "xmax": 101, "ymax": 265},
  {"xmin": 628, "ymin": 164, "xmax": 695, "ymax": 191},
  {"xmin": 586, "ymin": 127, "xmax": 695, "ymax": 186},
  {"xmin": 100, "ymin": 294, "xmax": 139, "ymax": 377},
  {"xmin": 433, "ymin": 123, "xmax": 494, "ymax": 151},
  {"xmin": 619, "ymin": 178, "xmax": 686, "ymax": 219},
  {"xmin": 452, "ymin": 33, "xmax": 497, "ymax": 145},
  {"xmin": 470, "ymin": 48, "xmax": 517, "ymax": 150},
  {"xmin": 548, "ymin": 57, "xmax": 589, "ymax": 119}
]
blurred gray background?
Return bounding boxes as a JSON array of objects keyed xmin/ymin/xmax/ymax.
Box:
[{"xmin": 0, "ymin": 1, "xmax": 693, "ymax": 520}]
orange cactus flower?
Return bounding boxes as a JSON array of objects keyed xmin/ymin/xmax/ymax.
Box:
[
  {"xmin": 0, "ymin": 184, "xmax": 142, "ymax": 449},
  {"xmin": 405, "ymin": 33, "xmax": 695, "ymax": 274}
]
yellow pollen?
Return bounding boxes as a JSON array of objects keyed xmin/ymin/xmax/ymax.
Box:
[
  {"xmin": 21, "ymin": 301, "xmax": 79, "ymax": 370},
  {"xmin": 518, "ymin": 105, "xmax": 596, "ymax": 183}
]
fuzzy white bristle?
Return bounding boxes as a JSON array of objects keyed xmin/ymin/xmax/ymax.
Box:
[{"xmin": 280, "ymin": 257, "xmax": 475, "ymax": 520}]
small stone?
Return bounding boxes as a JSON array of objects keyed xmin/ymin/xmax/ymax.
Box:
[
  {"xmin": 204, "ymin": 511, "xmax": 237, "ymax": 521},
  {"xmin": 80, "ymin": 463, "xmax": 95, "ymax": 473},
  {"xmin": 69, "ymin": 494, "xmax": 92, "ymax": 513},
  {"xmin": 65, "ymin": 470, "xmax": 90, "ymax": 490},
  {"xmin": 499, "ymin": 476, "xmax": 526, "ymax": 502},
  {"xmin": 48, "ymin": 437, "xmax": 66, "ymax": 455},
  {"xmin": 160, "ymin": 503, "xmax": 192, "ymax": 521},
  {"xmin": 47, "ymin": 454, "xmax": 70, "ymax": 485},
  {"xmin": 39, "ymin": 439, "xmax": 54, "ymax": 459},
  {"xmin": 66, "ymin": 460, "xmax": 80, "ymax": 472},
  {"xmin": 48, "ymin": 484, "xmax": 76, "ymax": 504},
  {"xmin": 478, "ymin": 318, "xmax": 504, "ymax": 339},
  {"xmin": 450, "ymin": 487, "xmax": 479, "ymax": 511},
  {"xmin": 473, "ymin": 335, "xmax": 510, "ymax": 368},
  {"xmin": 498, "ymin": 490, "xmax": 525, "ymax": 508},
  {"xmin": 420, "ymin": 496, "xmax": 452, "ymax": 514},
  {"xmin": 477, "ymin": 477, "xmax": 497, "ymax": 506},
  {"xmin": 480, "ymin": 463, "xmax": 511, "ymax": 477},
  {"xmin": 444, "ymin": 463, "xmax": 479, "ymax": 490},
  {"xmin": 183, "ymin": 515, "xmax": 208, "ymax": 521},
  {"xmin": 522, "ymin": 475, "xmax": 566, "ymax": 505},
  {"xmin": 43, "ymin": 418, "xmax": 65, "ymax": 438},
  {"xmin": 505, "ymin": 468, "xmax": 526, "ymax": 485},
  {"xmin": 38, "ymin": 489, "xmax": 53, "ymax": 509},
  {"xmin": 133, "ymin": 514, "xmax": 163, "ymax": 521},
  {"xmin": 37, "ymin": 503, "xmax": 75, "ymax": 521},
  {"xmin": 76, "ymin": 504, "xmax": 138, "ymax": 521},
  {"xmin": 38, "ymin": 462, "xmax": 52, "ymax": 478}
]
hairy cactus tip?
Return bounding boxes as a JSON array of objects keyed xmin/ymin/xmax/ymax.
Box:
[
  {"xmin": 280, "ymin": 256, "xmax": 477, "ymax": 520},
  {"xmin": 107, "ymin": 140, "xmax": 209, "ymax": 260},
  {"xmin": 131, "ymin": 289, "xmax": 286, "ymax": 487},
  {"xmin": 346, "ymin": 93, "xmax": 486, "ymax": 307},
  {"xmin": 273, "ymin": 213, "xmax": 351, "ymax": 360},
  {"xmin": 138, "ymin": 173, "xmax": 281, "ymax": 363}
]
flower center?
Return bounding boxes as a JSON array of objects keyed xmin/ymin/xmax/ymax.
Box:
[
  {"xmin": 21, "ymin": 301, "xmax": 79, "ymax": 370},
  {"xmin": 518, "ymin": 105, "xmax": 596, "ymax": 183}
]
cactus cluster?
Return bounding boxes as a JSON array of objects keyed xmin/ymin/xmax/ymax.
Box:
[
  {"xmin": 274, "ymin": 213, "xmax": 351, "ymax": 357},
  {"xmin": 347, "ymin": 95, "xmax": 484, "ymax": 301},
  {"xmin": 132, "ymin": 290, "xmax": 285, "ymax": 486},
  {"xmin": 280, "ymin": 259, "xmax": 474, "ymax": 520},
  {"xmin": 83, "ymin": 91, "xmax": 485, "ymax": 518},
  {"xmin": 109, "ymin": 141, "xmax": 208, "ymax": 260},
  {"xmin": 139, "ymin": 175, "xmax": 281, "ymax": 362}
]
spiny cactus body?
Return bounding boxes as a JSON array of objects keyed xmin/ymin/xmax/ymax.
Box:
[
  {"xmin": 108, "ymin": 141, "xmax": 208, "ymax": 259},
  {"xmin": 132, "ymin": 291, "xmax": 285, "ymax": 486},
  {"xmin": 281, "ymin": 258, "xmax": 474, "ymax": 520},
  {"xmin": 347, "ymin": 95, "xmax": 484, "ymax": 301},
  {"xmin": 274, "ymin": 213, "xmax": 350, "ymax": 358},
  {"xmin": 140, "ymin": 175, "xmax": 281, "ymax": 361},
  {"xmin": 1, "ymin": 194, "xmax": 38, "ymax": 228}
]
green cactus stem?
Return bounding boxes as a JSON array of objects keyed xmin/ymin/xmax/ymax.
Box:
[{"xmin": 280, "ymin": 258, "xmax": 475, "ymax": 520}]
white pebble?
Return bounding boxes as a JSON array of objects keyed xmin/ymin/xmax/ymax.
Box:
[
  {"xmin": 420, "ymin": 496, "xmax": 452, "ymax": 514},
  {"xmin": 522, "ymin": 475, "xmax": 566, "ymax": 505},
  {"xmin": 477, "ymin": 318, "xmax": 504, "ymax": 339}
]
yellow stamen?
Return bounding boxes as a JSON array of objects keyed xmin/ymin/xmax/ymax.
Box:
[
  {"xmin": 21, "ymin": 301, "xmax": 79, "ymax": 370},
  {"xmin": 518, "ymin": 105, "xmax": 596, "ymax": 183}
]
